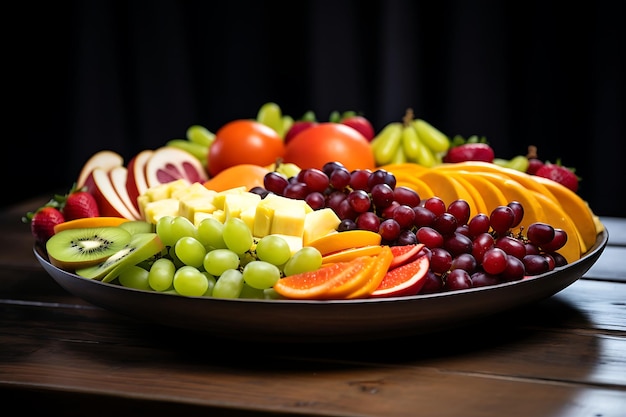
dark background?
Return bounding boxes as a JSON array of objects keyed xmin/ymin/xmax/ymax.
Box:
[{"xmin": 8, "ymin": 0, "xmax": 625, "ymax": 217}]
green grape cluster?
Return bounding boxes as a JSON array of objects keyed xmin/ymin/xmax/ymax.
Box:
[{"xmin": 115, "ymin": 215, "xmax": 323, "ymax": 299}]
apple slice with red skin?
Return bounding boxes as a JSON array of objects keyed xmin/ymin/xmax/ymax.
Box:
[
  {"xmin": 109, "ymin": 166, "xmax": 142, "ymax": 220},
  {"xmin": 125, "ymin": 149, "xmax": 153, "ymax": 212},
  {"xmin": 370, "ymin": 254, "xmax": 430, "ymax": 298},
  {"xmin": 144, "ymin": 146, "xmax": 208, "ymax": 189},
  {"xmin": 83, "ymin": 167, "xmax": 139, "ymax": 220},
  {"xmin": 76, "ymin": 150, "xmax": 124, "ymax": 189}
]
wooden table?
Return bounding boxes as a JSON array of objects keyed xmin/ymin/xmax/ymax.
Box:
[{"xmin": 1, "ymin": 196, "xmax": 625, "ymax": 416}]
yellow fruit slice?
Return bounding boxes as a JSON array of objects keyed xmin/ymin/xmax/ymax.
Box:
[
  {"xmin": 434, "ymin": 161, "xmax": 558, "ymax": 201},
  {"xmin": 380, "ymin": 162, "xmax": 430, "ymax": 176},
  {"xmin": 307, "ymin": 230, "xmax": 382, "ymax": 256},
  {"xmin": 322, "ymin": 245, "xmax": 384, "ymax": 264},
  {"xmin": 415, "ymin": 170, "xmax": 478, "ymax": 213},
  {"xmin": 53, "ymin": 216, "xmax": 130, "ymax": 234},
  {"xmin": 446, "ymin": 173, "xmax": 488, "ymax": 218},
  {"xmin": 455, "ymin": 171, "xmax": 509, "ymax": 214},
  {"xmin": 530, "ymin": 191, "xmax": 582, "ymax": 263},
  {"xmin": 469, "ymin": 172, "xmax": 545, "ymax": 232},
  {"xmin": 531, "ymin": 175, "xmax": 599, "ymax": 250}
]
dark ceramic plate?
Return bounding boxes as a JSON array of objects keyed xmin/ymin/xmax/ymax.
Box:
[{"xmin": 34, "ymin": 228, "xmax": 608, "ymax": 343}]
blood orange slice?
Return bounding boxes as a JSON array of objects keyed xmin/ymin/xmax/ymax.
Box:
[
  {"xmin": 389, "ymin": 244, "xmax": 425, "ymax": 270},
  {"xmin": 370, "ymin": 255, "xmax": 430, "ymax": 298}
]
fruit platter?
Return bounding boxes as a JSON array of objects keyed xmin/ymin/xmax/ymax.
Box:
[{"xmin": 26, "ymin": 103, "xmax": 608, "ymax": 342}]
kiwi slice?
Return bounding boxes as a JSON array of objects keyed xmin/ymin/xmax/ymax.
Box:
[
  {"xmin": 46, "ymin": 226, "xmax": 132, "ymax": 271},
  {"xmin": 119, "ymin": 220, "xmax": 155, "ymax": 235},
  {"xmin": 76, "ymin": 232, "xmax": 164, "ymax": 282}
]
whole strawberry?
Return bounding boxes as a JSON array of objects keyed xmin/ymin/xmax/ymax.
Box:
[
  {"xmin": 24, "ymin": 206, "xmax": 65, "ymax": 245},
  {"xmin": 63, "ymin": 190, "xmax": 100, "ymax": 220},
  {"xmin": 535, "ymin": 161, "xmax": 579, "ymax": 193},
  {"xmin": 443, "ymin": 135, "xmax": 494, "ymax": 163}
]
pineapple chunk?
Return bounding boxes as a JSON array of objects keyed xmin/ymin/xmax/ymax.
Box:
[
  {"xmin": 223, "ymin": 192, "xmax": 261, "ymax": 220},
  {"xmin": 212, "ymin": 186, "xmax": 248, "ymax": 211},
  {"xmin": 271, "ymin": 206, "xmax": 307, "ymax": 237},
  {"xmin": 179, "ymin": 197, "xmax": 217, "ymax": 221},
  {"xmin": 143, "ymin": 198, "xmax": 181, "ymax": 224},
  {"xmin": 302, "ymin": 208, "xmax": 341, "ymax": 245},
  {"xmin": 172, "ymin": 182, "xmax": 216, "ymax": 200}
]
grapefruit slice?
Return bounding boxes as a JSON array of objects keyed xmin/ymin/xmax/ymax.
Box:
[
  {"xmin": 389, "ymin": 244, "xmax": 425, "ymax": 269},
  {"xmin": 145, "ymin": 146, "xmax": 208, "ymax": 188},
  {"xmin": 370, "ymin": 255, "xmax": 430, "ymax": 298}
]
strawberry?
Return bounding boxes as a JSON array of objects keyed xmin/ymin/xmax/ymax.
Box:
[
  {"xmin": 63, "ymin": 190, "xmax": 100, "ymax": 220},
  {"xmin": 23, "ymin": 206, "xmax": 65, "ymax": 245},
  {"xmin": 443, "ymin": 135, "xmax": 495, "ymax": 163},
  {"xmin": 534, "ymin": 161, "xmax": 579, "ymax": 193}
]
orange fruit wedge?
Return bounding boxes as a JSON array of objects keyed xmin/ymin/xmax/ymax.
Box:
[
  {"xmin": 321, "ymin": 245, "xmax": 384, "ymax": 264},
  {"xmin": 307, "ymin": 230, "xmax": 382, "ymax": 256},
  {"xmin": 203, "ymin": 164, "xmax": 270, "ymax": 192},
  {"xmin": 53, "ymin": 216, "xmax": 130, "ymax": 234},
  {"xmin": 273, "ymin": 247, "xmax": 393, "ymax": 300}
]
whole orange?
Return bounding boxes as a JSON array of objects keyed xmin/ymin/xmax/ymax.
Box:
[
  {"xmin": 282, "ymin": 123, "xmax": 376, "ymax": 172},
  {"xmin": 208, "ymin": 119, "xmax": 285, "ymax": 177}
]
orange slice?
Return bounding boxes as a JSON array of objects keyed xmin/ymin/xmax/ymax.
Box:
[
  {"xmin": 415, "ymin": 170, "xmax": 478, "ymax": 214},
  {"xmin": 322, "ymin": 245, "xmax": 384, "ymax": 264},
  {"xmin": 307, "ymin": 230, "xmax": 382, "ymax": 256},
  {"xmin": 203, "ymin": 164, "xmax": 271, "ymax": 192},
  {"xmin": 346, "ymin": 246, "xmax": 394, "ymax": 299},
  {"xmin": 53, "ymin": 216, "xmax": 130, "ymax": 234},
  {"xmin": 452, "ymin": 171, "xmax": 509, "ymax": 214}
]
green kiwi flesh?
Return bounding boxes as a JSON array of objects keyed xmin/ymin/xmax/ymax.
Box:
[
  {"xmin": 46, "ymin": 227, "xmax": 132, "ymax": 270},
  {"xmin": 76, "ymin": 232, "xmax": 164, "ymax": 282},
  {"xmin": 119, "ymin": 220, "xmax": 155, "ymax": 235}
]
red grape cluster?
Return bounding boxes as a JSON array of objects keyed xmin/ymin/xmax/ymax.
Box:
[{"xmin": 251, "ymin": 162, "xmax": 569, "ymax": 293}]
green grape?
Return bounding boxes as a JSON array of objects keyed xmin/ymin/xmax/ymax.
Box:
[
  {"xmin": 186, "ymin": 124, "xmax": 215, "ymax": 147},
  {"xmin": 173, "ymin": 265, "xmax": 209, "ymax": 297},
  {"xmin": 174, "ymin": 236, "xmax": 206, "ymax": 268},
  {"xmin": 156, "ymin": 216, "xmax": 176, "ymax": 246},
  {"xmin": 148, "ymin": 258, "xmax": 176, "ymax": 291},
  {"xmin": 171, "ymin": 216, "xmax": 198, "ymax": 240},
  {"xmin": 212, "ymin": 269, "xmax": 244, "ymax": 298},
  {"xmin": 263, "ymin": 287, "xmax": 283, "ymax": 300},
  {"xmin": 168, "ymin": 246, "xmax": 185, "ymax": 269},
  {"xmin": 222, "ymin": 217, "xmax": 253, "ymax": 255},
  {"xmin": 255, "ymin": 235, "xmax": 291, "ymax": 266},
  {"xmin": 203, "ymin": 248, "xmax": 240, "ymax": 276},
  {"xmin": 118, "ymin": 265, "xmax": 151, "ymax": 290},
  {"xmin": 197, "ymin": 217, "xmax": 228, "ymax": 249},
  {"xmin": 202, "ymin": 272, "xmax": 217, "ymax": 297},
  {"xmin": 239, "ymin": 283, "xmax": 265, "ymax": 299},
  {"xmin": 242, "ymin": 260, "xmax": 281, "ymax": 290},
  {"xmin": 283, "ymin": 246, "xmax": 323, "ymax": 276}
]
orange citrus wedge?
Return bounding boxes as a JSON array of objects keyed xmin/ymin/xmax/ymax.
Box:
[
  {"xmin": 53, "ymin": 216, "xmax": 130, "ymax": 234},
  {"xmin": 203, "ymin": 164, "xmax": 270, "ymax": 192},
  {"xmin": 307, "ymin": 230, "xmax": 382, "ymax": 256},
  {"xmin": 322, "ymin": 245, "xmax": 384, "ymax": 264}
]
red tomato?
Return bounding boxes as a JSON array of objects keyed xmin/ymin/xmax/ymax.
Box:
[
  {"xmin": 208, "ymin": 119, "xmax": 285, "ymax": 177},
  {"xmin": 282, "ymin": 123, "xmax": 376, "ymax": 172}
]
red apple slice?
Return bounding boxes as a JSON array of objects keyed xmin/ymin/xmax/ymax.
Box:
[
  {"xmin": 83, "ymin": 167, "xmax": 139, "ymax": 220},
  {"xmin": 109, "ymin": 166, "xmax": 142, "ymax": 220},
  {"xmin": 77, "ymin": 150, "xmax": 124, "ymax": 189},
  {"xmin": 144, "ymin": 146, "xmax": 208, "ymax": 188},
  {"xmin": 126, "ymin": 149, "xmax": 154, "ymax": 211}
]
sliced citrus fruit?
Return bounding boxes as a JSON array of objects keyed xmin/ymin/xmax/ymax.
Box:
[
  {"xmin": 448, "ymin": 174, "xmax": 488, "ymax": 218},
  {"xmin": 203, "ymin": 164, "xmax": 271, "ymax": 192},
  {"xmin": 456, "ymin": 171, "xmax": 509, "ymax": 214},
  {"xmin": 347, "ymin": 246, "xmax": 394, "ymax": 299},
  {"xmin": 307, "ymin": 230, "xmax": 382, "ymax": 256},
  {"xmin": 389, "ymin": 243, "xmax": 425, "ymax": 269},
  {"xmin": 273, "ymin": 257, "xmax": 372, "ymax": 300},
  {"xmin": 322, "ymin": 245, "xmax": 384, "ymax": 264},
  {"xmin": 53, "ymin": 216, "xmax": 130, "ymax": 234},
  {"xmin": 370, "ymin": 254, "xmax": 430, "ymax": 298}
]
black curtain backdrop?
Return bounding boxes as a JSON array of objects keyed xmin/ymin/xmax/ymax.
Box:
[{"xmin": 9, "ymin": 0, "xmax": 625, "ymax": 218}]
